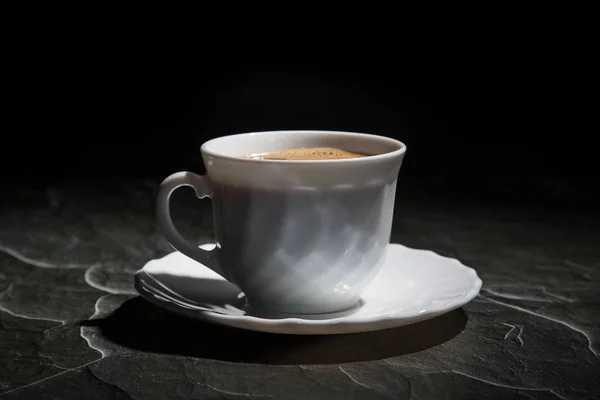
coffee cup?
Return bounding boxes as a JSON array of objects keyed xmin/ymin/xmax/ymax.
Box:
[{"xmin": 157, "ymin": 130, "xmax": 406, "ymax": 315}]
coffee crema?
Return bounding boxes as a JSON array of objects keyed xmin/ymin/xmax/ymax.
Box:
[{"xmin": 243, "ymin": 147, "xmax": 369, "ymax": 160}]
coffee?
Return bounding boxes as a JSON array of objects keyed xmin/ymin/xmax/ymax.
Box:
[{"xmin": 243, "ymin": 147, "xmax": 369, "ymax": 160}]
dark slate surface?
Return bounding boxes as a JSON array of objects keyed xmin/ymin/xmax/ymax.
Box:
[{"xmin": 0, "ymin": 180, "xmax": 598, "ymax": 399}]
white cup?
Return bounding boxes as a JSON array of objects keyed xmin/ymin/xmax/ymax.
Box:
[{"xmin": 157, "ymin": 130, "xmax": 406, "ymax": 315}]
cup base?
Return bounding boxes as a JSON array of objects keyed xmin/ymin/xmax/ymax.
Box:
[{"xmin": 243, "ymin": 298, "xmax": 364, "ymax": 320}]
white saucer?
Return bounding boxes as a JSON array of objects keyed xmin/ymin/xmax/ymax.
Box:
[{"xmin": 134, "ymin": 243, "xmax": 482, "ymax": 335}]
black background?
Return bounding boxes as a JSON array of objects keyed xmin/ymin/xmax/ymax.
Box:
[{"xmin": 3, "ymin": 23, "xmax": 596, "ymax": 210}]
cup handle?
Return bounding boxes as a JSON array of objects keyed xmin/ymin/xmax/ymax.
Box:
[{"xmin": 156, "ymin": 171, "xmax": 224, "ymax": 277}]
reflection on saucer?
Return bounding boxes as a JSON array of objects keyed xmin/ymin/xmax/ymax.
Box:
[{"xmin": 243, "ymin": 299, "xmax": 365, "ymax": 320}]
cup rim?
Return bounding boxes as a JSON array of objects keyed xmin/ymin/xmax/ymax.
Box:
[{"xmin": 200, "ymin": 130, "xmax": 406, "ymax": 164}]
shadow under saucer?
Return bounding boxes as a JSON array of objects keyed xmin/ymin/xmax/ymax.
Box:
[{"xmin": 81, "ymin": 296, "xmax": 468, "ymax": 365}]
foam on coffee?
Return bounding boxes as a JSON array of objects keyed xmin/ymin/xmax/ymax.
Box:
[{"xmin": 243, "ymin": 147, "xmax": 368, "ymax": 160}]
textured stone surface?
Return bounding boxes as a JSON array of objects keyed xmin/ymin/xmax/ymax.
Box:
[{"xmin": 0, "ymin": 180, "xmax": 598, "ymax": 399}]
